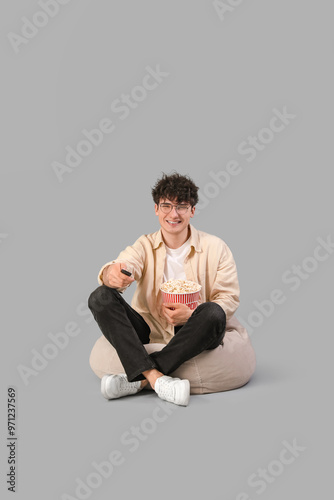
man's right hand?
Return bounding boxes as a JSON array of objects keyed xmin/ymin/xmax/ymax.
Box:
[{"xmin": 102, "ymin": 262, "xmax": 135, "ymax": 289}]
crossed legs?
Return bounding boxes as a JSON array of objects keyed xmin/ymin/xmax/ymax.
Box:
[{"xmin": 88, "ymin": 286, "xmax": 226, "ymax": 404}]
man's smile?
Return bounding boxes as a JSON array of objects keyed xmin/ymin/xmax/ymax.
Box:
[{"xmin": 166, "ymin": 220, "xmax": 182, "ymax": 226}]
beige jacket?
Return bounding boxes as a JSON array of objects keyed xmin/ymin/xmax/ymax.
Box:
[{"xmin": 97, "ymin": 224, "xmax": 240, "ymax": 344}]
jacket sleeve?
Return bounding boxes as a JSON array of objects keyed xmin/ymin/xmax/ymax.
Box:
[
  {"xmin": 209, "ymin": 241, "xmax": 240, "ymax": 319},
  {"xmin": 97, "ymin": 237, "xmax": 146, "ymax": 293}
]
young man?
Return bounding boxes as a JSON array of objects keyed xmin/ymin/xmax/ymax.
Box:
[{"xmin": 88, "ymin": 172, "xmax": 240, "ymax": 406}]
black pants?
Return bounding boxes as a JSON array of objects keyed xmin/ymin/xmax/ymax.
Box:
[{"xmin": 88, "ymin": 285, "xmax": 226, "ymax": 382}]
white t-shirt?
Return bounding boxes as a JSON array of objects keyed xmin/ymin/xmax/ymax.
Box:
[{"xmin": 163, "ymin": 238, "xmax": 191, "ymax": 282}]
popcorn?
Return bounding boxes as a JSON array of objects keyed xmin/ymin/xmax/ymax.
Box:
[{"xmin": 160, "ymin": 279, "xmax": 201, "ymax": 294}]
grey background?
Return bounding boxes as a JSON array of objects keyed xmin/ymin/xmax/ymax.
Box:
[{"xmin": 1, "ymin": 0, "xmax": 333, "ymax": 498}]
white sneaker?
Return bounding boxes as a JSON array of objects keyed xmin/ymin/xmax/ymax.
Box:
[
  {"xmin": 154, "ymin": 375, "xmax": 190, "ymax": 406},
  {"xmin": 101, "ymin": 374, "xmax": 142, "ymax": 400}
]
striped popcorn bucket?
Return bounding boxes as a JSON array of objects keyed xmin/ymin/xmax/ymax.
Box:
[{"xmin": 160, "ymin": 286, "xmax": 201, "ymax": 310}]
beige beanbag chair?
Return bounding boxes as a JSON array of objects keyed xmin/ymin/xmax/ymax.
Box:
[{"xmin": 89, "ymin": 315, "xmax": 256, "ymax": 394}]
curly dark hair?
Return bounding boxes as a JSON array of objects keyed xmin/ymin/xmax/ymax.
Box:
[{"xmin": 151, "ymin": 172, "xmax": 199, "ymax": 206}]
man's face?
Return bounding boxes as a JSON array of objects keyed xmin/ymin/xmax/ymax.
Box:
[{"xmin": 154, "ymin": 198, "xmax": 195, "ymax": 236}]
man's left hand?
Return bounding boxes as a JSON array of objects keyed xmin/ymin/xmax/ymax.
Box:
[{"xmin": 161, "ymin": 302, "xmax": 193, "ymax": 326}]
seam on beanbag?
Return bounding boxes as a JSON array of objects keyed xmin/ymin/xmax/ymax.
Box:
[{"xmin": 192, "ymin": 357, "xmax": 204, "ymax": 394}]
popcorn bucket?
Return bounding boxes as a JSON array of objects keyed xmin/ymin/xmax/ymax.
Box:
[{"xmin": 160, "ymin": 281, "xmax": 202, "ymax": 310}]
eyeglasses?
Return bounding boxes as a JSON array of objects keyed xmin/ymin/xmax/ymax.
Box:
[{"xmin": 159, "ymin": 203, "xmax": 190, "ymax": 215}]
